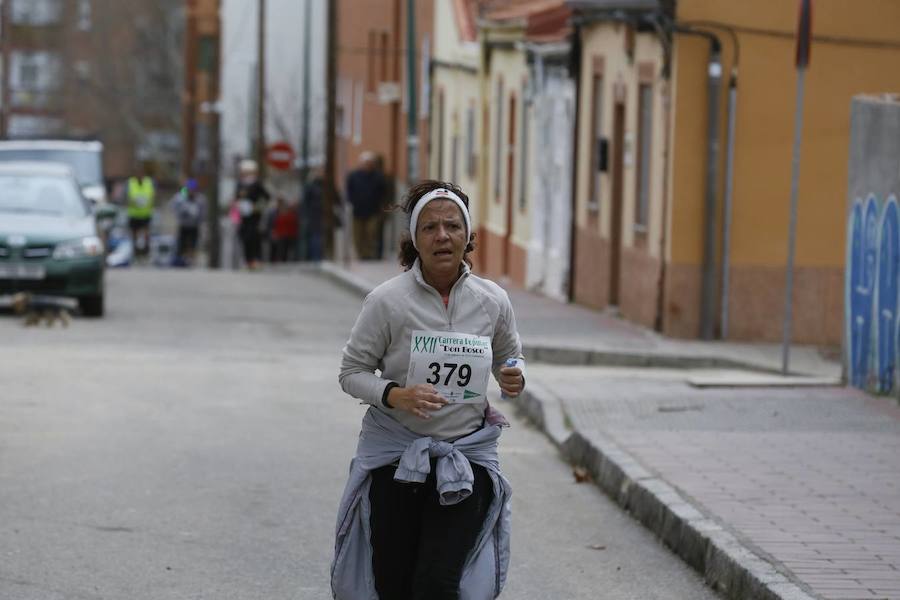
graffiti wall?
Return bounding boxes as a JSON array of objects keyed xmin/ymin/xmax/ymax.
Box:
[{"xmin": 844, "ymin": 96, "xmax": 900, "ymax": 392}]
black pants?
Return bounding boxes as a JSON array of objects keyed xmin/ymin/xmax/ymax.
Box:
[
  {"xmin": 239, "ymin": 218, "xmax": 261, "ymax": 264},
  {"xmin": 368, "ymin": 461, "xmax": 493, "ymax": 600}
]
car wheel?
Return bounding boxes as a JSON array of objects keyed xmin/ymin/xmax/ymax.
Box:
[{"xmin": 78, "ymin": 294, "xmax": 104, "ymax": 317}]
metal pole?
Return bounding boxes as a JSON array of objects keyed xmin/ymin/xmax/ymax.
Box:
[
  {"xmin": 323, "ymin": 0, "xmax": 337, "ymax": 258},
  {"xmin": 300, "ymin": 0, "xmax": 311, "ymax": 182},
  {"xmin": 782, "ymin": 66, "xmax": 806, "ymax": 373},
  {"xmin": 257, "ymin": 0, "xmax": 266, "ymax": 179},
  {"xmin": 720, "ymin": 71, "xmax": 738, "ymax": 339},
  {"xmin": 406, "ymin": 0, "xmax": 418, "ymax": 182},
  {"xmin": 699, "ymin": 44, "xmax": 723, "ymax": 340}
]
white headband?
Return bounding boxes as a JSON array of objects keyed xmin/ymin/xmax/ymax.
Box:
[{"xmin": 409, "ymin": 188, "xmax": 471, "ymax": 250}]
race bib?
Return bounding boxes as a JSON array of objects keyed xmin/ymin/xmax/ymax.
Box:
[
  {"xmin": 407, "ymin": 330, "xmax": 493, "ymax": 404},
  {"xmin": 134, "ymin": 195, "xmax": 150, "ymax": 208},
  {"xmin": 238, "ymin": 199, "xmax": 254, "ymax": 216}
]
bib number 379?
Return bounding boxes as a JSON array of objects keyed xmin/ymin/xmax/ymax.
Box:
[
  {"xmin": 407, "ymin": 330, "xmax": 492, "ymax": 404},
  {"xmin": 426, "ymin": 362, "xmax": 472, "ymax": 387}
]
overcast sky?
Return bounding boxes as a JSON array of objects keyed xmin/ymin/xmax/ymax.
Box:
[{"xmin": 221, "ymin": 0, "xmax": 326, "ymax": 174}]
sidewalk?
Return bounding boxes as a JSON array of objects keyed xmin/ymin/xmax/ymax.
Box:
[
  {"xmin": 319, "ymin": 259, "xmax": 900, "ymax": 600},
  {"xmin": 321, "ymin": 259, "xmax": 840, "ymax": 378}
]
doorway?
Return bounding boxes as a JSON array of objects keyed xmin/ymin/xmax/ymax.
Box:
[
  {"xmin": 503, "ymin": 93, "xmax": 517, "ymax": 277},
  {"xmin": 609, "ymin": 101, "xmax": 625, "ymax": 306}
]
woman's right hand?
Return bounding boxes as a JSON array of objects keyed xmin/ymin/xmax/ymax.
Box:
[{"xmin": 387, "ymin": 384, "xmax": 448, "ymax": 419}]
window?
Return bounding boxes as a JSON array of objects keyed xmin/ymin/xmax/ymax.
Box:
[
  {"xmin": 8, "ymin": 115, "xmax": 64, "ymax": 139},
  {"xmin": 590, "ymin": 74, "xmax": 604, "ymax": 209},
  {"xmin": 198, "ymin": 36, "xmax": 217, "ymax": 73},
  {"xmin": 493, "ymin": 77, "xmax": 504, "ymax": 200},
  {"xmin": 337, "ymin": 78, "xmax": 352, "ymax": 139},
  {"xmin": 450, "ymin": 110, "xmax": 459, "ymax": 184},
  {"xmin": 519, "ymin": 90, "xmax": 530, "ymax": 211},
  {"xmin": 465, "ymin": 105, "xmax": 476, "ymax": 178},
  {"xmin": 635, "ymin": 83, "xmax": 653, "ymax": 228},
  {"xmin": 420, "ymin": 35, "xmax": 430, "ymax": 119},
  {"xmin": 77, "ymin": 0, "xmax": 92, "ymax": 31},
  {"xmin": 436, "ymin": 91, "xmax": 445, "ymax": 179},
  {"xmin": 367, "ymin": 31, "xmax": 376, "ymax": 92},
  {"xmin": 353, "ymin": 81, "xmax": 364, "ymax": 145},
  {"xmin": 11, "ymin": 0, "xmax": 62, "ymax": 26},
  {"xmin": 380, "ymin": 32, "xmax": 389, "ymax": 82},
  {"xmin": 11, "ymin": 51, "xmax": 62, "ymax": 92}
]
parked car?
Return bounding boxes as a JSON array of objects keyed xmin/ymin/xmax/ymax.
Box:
[{"xmin": 0, "ymin": 162, "xmax": 105, "ymax": 316}]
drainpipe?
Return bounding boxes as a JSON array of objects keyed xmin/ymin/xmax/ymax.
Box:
[
  {"xmin": 676, "ymin": 28, "xmax": 722, "ymax": 340},
  {"xmin": 720, "ymin": 67, "xmax": 738, "ymax": 339},
  {"xmin": 645, "ymin": 13, "xmax": 673, "ymax": 332},
  {"xmin": 566, "ymin": 20, "xmax": 583, "ymax": 302}
]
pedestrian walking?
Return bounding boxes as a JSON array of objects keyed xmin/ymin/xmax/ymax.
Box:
[
  {"xmin": 345, "ymin": 151, "xmax": 387, "ymax": 260},
  {"xmin": 301, "ymin": 167, "xmax": 327, "ymax": 262},
  {"xmin": 270, "ymin": 196, "xmax": 298, "ymax": 262},
  {"xmin": 333, "ymin": 181, "xmax": 525, "ymax": 600},
  {"xmin": 232, "ymin": 159, "xmax": 270, "ymax": 270},
  {"xmin": 171, "ymin": 178, "xmax": 206, "ymax": 267},
  {"xmin": 126, "ymin": 163, "xmax": 156, "ymax": 261}
]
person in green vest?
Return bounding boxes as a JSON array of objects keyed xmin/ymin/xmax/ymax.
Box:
[{"xmin": 127, "ymin": 164, "xmax": 156, "ymax": 259}]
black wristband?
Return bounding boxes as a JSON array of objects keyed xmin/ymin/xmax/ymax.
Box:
[{"xmin": 381, "ymin": 382, "xmax": 399, "ymax": 408}]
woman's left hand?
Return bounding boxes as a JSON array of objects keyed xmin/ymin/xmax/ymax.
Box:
[{"xmin": 499, "ymin": 366, "xmax": 524, "ymax": 398}]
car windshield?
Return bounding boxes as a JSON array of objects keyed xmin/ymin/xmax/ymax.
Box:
[
  {"xmin": 0, "ymin": 174, "xmax": 88, "ymax": 218},
  {"xmin": 0, "ymin": 149, "xmax": 102, "ymax": 187}
]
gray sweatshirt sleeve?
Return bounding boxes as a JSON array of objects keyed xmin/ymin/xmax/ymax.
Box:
[
  {"xmin": 339, "ymin": 292, "xmax": 394, "ymax": 405},
  {"xmin": 491, "ymin": 290, "xmax": 526, "ymax": 383}
]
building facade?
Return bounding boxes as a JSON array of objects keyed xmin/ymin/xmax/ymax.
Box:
[
  {"xmin": 0, "ymin": 0, "xmax": 183, "ymax": 181},
  {"xmin": 568, "ymin": 0, "xmax": 900, "ymax": 344}
]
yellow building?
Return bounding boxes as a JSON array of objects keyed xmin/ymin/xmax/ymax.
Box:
[
  {"xmin": 478, "ymin": 1, "xmax": 572, "ymax": 288},
  {"xmin": 571, "ymin": 0, "xmax": 900, "ymax": 344},
  {"xmin": 430, "ymin": 0, "xmax": 482, "ymax": 225}
]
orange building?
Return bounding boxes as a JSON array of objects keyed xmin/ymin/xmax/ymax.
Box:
[
  {"xmin": 570, "ymin": 0, "xmax": 900, "ymax": 344},
  {"xmin": 335, "ymin": 0, "xmax": 433, "ymax": 194}
]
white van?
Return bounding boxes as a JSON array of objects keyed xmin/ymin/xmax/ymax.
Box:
[{"xmin": 0, "ymin": 139, "xmax": 107, "ymax": 205}]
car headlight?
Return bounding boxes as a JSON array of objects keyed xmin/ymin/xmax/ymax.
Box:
[{"xmin": 53, "ymin": 236, "xmax": 104, "ymax": 260}]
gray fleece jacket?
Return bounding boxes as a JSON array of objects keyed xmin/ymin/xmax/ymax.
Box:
[{"xmin": 339, "ymin": 259, "xmax": 525, "ymax": 440}]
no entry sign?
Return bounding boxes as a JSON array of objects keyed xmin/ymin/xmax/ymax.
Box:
[{"xmin": 266, "ymin": 142, "xmax": 295, "ymax": 171}]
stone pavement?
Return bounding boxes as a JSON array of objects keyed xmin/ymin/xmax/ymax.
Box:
[
  {"xmin": 319, "ymin": 259, "xmax": 900, "ymax": 600},
  {"xmin": 528, "ymin": 365, "xmax": 900, "ymax": 600}
]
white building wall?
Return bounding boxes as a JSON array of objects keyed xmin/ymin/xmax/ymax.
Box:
[{"xmin": 526, "ymin": 63, "xmax": 574, "ymax": 301}]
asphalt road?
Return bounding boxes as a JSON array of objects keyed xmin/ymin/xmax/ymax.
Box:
[{"xmin": 0, "ymin": 268, "xmax": 718, "ymax": 599}]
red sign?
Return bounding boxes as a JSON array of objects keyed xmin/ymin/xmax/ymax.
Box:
[{"xmin": 266, "ymin": 142, "xmax": 295, "ymax": 171}]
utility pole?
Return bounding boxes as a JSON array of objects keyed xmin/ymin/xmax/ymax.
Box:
[
  {"xmin": 0, "ymin": 0, "xmax": 10, "ymax": 138},
  {"xmin": 323, "ymin": 0, "xmax": 337, "ymax": 258},
  {"xmin": 183, "ymin": 0, "xmax": 198, "ymax": 180},
  {"xmin": 300, "ymin": 0, "xmax": 311, "ymax": 183},
  {"xmin": 205, "ymin": 0, "xmax": 223, "ymax": 269},
  {"xmin": 257, "ymin": 0, "xmax": 267, "ymax": 179},
  {"xmin": 405, "ymin": 0, "xmax": 418, "ymax": 183},
  {"xmin": 782, "ymin": 0, "xmax": 813, "ymax": 373}
]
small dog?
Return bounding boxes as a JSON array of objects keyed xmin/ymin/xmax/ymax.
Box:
[{"xmin": 10, "ymin": 292, "xmax": 72, "ymax": 328}]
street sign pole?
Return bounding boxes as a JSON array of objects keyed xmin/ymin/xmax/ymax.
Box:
[{"xmin": 782, "ymin": 0, "xmax": 812, "ymax": 374}]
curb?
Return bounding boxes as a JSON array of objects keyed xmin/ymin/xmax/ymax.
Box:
[
  {"xmin": 508, "ymin": 384, "xmax": 820, "ymax": 600},
  {"xmin": 523, "ymin": 344, "xmax": 787, "ymax": 375}
]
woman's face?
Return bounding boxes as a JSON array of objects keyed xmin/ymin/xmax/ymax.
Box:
[{"xmin": 415, "ymin": 199, "xmax": 468, "ymax": 275}]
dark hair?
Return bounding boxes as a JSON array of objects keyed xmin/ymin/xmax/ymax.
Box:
[{"xmin": 398, "ymin": 180, "xmax": 477, "ymax": 270}]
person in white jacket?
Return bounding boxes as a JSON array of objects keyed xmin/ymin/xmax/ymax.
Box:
[{"xmin": 336, "ymin": 180, "xmax": 525, "ymax": 600}]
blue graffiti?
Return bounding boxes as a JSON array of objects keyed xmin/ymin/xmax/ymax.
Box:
[
  {"xmin": 876, "ymin": 198, "xmax": 899, "ymax": 391},
  {"xmin": 846, "ymin": 194, "xmax": 900, "ymax": 391}
]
